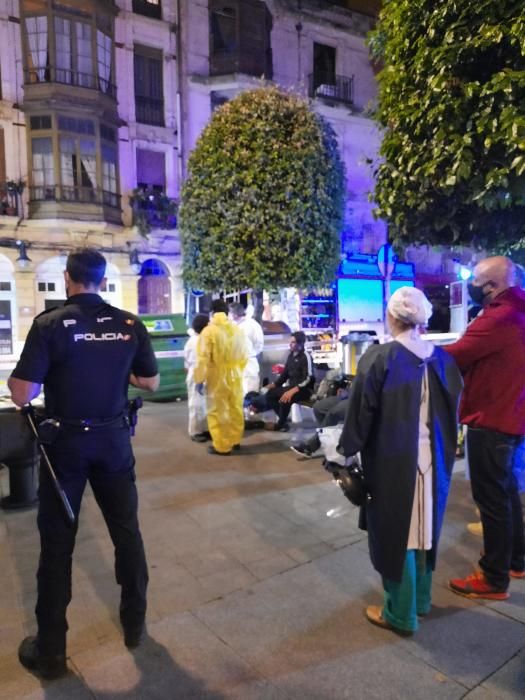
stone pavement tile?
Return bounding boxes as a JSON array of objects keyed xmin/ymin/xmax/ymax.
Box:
[
  {"xmin": 177, "ymin": 546, "xmax": 243, "ymax": 578},
  {"xmin": 71, "ymin": 611, "xmax": 260, "ymax": 699},
  {"xmin": 184, "ymin": 502, "xmax": 249, "ymax": 531},
  {"xmin": 244, "ymin": 553, "xmax": 298, "ymax": 581},
  {"xmin": 220, "ymin": 534, "xmax": 286, "ymax": 565},
  {"xmin": 398, "ymin": 584, "xmax": 525, "ymax": 689},
  {"xmin": 224, "ymin": 679, "xmax": 292, "ymax": 699},
  {"xmin": 461, "ymin": 649, "xmax": 525, "ymax": 700},
  {"xmin": 0, "ymin": 652, "xmax": 93, "ymax": 700},
  {"xmin": 285, "ymin": 542, "xmax": 334, "ymax": 564},
  {"xmin": 326, "ymin": 532, "xmax": 367, "ymax": 550},
  {"xmin": 483, "ymin": 586, "xmax": 525, "ymax": 624},
  {"xmin": 270, "ymin": 647, "xmax": 466, "ymax": 700},
  {"xmin": 193, "ymin": 548, "xmax": 467, "ymax": 699},
  {"xmin": 198, "ymin": 565, "xmax": 258, "ymax": 599},
  {"xmin": 193, "ymin": 546, "xmax": 381, "ymax": 675},
  {"xmin": 148, "ymin": 561, "xmax": 203, "ymax": 589},
  {"xmin": 148, "ymin": 579, "xmax": 215, "ymax": 619}
]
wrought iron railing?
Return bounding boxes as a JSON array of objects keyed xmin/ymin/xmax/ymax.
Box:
[
  {"xmin": 135, "ymin": 95, "xmax": 165, "ymax": 126},
  {"xmin": 29, "ymin": 185, "xmax": 120, "ymax": 209},
  {"xmin": 24, "ymin": 67, "xmax": 117, "ymax": 99},
  {"xmin": 130, "ymin": 188, "xmax": 177, "ymax": 234},
  {"xmin": 308, "ymin": 72, "xmax": 354, "ymax": 106},
  {"xmin": 132, "ymin": 0, "xmax": 162, "ymax": 19}
]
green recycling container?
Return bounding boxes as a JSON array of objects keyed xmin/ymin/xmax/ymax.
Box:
[{"xmin": 129, "ymin": 313, "xmax": 188, "ymax": 402}]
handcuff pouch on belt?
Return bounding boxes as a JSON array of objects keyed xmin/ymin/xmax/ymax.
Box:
[{"xmin": 37, "ymin": 418, "xmax": 61, "ymax": 445}]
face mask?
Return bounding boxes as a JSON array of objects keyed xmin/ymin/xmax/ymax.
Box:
[{"xmin": 468, "ymin": 282, "xmax": 490, "ymax": 306}]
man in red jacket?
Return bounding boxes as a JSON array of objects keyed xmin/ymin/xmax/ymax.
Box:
[{"xmin": 446, "ymin": 256, "xmax": 525, "ymax": 599}]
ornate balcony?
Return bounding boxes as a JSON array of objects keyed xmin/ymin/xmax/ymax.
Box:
[
  {"xmin": 308, "ymin": 73, "xmax": 354, "ymax": 106},
  {"xmin": 28, "ymin": 185, "xmax": 121, "ymax": 223},
  {"xmin": 130, "ymin": 189, "xmax": 178, "ymax": 235},
  {"xmin": 24, "ymin": 67, "xmax": 116, "ymax": 100}
]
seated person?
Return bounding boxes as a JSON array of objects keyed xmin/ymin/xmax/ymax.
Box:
[
  {"xmin": 255, "ymin": 331, "xmax": 315, "ymax": 431},
  {"xmin": 291, "ymin": 387, "xmax": 350, "ymax": 457}
]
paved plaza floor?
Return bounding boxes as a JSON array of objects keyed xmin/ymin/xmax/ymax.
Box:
[{"xmin": 1, "ymin": 401, "xmax": 524, "ymax": 699}]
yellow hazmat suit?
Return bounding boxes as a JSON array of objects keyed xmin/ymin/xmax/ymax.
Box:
[{"xmin": 194, "ymin": 312, "xmax": 248, "ymax": 454}]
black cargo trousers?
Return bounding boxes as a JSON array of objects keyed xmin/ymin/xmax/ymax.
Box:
[{"xmin": 35, "ymin": 422, "xmax": 148, "ymax": 656}]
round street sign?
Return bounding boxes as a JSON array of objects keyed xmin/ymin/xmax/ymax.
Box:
[{"xmin": 377, "ymin": 244, "xmax": 396, "ymax": 278}]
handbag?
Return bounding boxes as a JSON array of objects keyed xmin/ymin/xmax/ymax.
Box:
[
  {"xmin": 324, "ymin": 458, "xmax": 368, "ymax": 507},
  {"xmin": 317, "ymin": 425, "xmax": 368, "ymax": 506}
]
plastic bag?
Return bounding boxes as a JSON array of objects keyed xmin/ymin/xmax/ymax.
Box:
[{"xmin": 318, "ymin": 425, "xmax": 346, "ymax": 466}]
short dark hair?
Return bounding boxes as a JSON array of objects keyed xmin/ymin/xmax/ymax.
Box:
[
  {"xmin": 292, "ymin": 331, "xmax": 306, "ymax": 346},
  {"xmin": 211, "ymin": 299, "xmax": 228, "ymax": 314},
  {"xmin": 66, "ymin": 248, "xmax": 106, "ymax": 287},
  {"xmin": 229, "ymin": 302, "xmax": 246, "ymax": 317},
  {"xmin": 191, "ymin": 314, "xmax": 209, "ymax": 334}
]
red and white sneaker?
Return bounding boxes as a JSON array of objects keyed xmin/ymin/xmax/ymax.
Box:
[
  {"xmin": 510, "ymin": 569, "xmax": 525, "ymax": 579},
  {"xmin": 449, "ymin": 571, "xmax": 510, "ymax": 600}
]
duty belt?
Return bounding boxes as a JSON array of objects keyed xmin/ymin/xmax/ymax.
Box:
[{"xmin": 54, "ymin": 414, "xmax": 128, "ymax": 432}]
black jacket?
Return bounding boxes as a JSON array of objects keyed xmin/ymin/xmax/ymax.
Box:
[{"xmin": 275, "ymin": 350, "xmax": 315, "ymax": 390}]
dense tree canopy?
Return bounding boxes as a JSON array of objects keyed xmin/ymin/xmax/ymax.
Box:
[
  {"xmin": 369, "ymin": 0, "xmax": 525, "ymax": 250},
  {"xmin": 179, "ymin": 86, "xmax": 345, "ymax": 292}
]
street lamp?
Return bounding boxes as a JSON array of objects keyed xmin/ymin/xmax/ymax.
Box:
[
  {"xmin": 16, "ymin": 241, "xmax": 32, "ymax": 271},
  {"xmin": 129, "ymin": 248, "xmax": 142, "ymax": 275}
]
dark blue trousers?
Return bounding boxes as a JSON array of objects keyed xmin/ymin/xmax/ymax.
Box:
[
  {"xmin": 467, "ymin": 427, "xmax": 525, "ymax": 590},
  {"xmin": 35, "ymin": 426, "xmax": 148, "ymax": 655}
]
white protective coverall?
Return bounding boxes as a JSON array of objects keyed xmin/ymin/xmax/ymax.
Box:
[
  {"xmin": 237, "ymin": 313, "xmax": 264, "ymax": 395},
  {"xmin": 194, "ymin": 312, "xmax": 248, "ymax": 453},
  {"xmin": 184, "ymin": 329, "xmax": 207, "ymax": 436}
]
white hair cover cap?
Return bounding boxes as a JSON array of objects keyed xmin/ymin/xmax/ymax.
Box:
[{"xmin": 387, "ymin": 286, "xmax": 433, "ymax": 325}]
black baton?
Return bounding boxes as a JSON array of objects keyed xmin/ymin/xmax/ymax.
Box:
[{"xmin": 22, "ymin": 404, "xmax": 75, "ymax": 527}]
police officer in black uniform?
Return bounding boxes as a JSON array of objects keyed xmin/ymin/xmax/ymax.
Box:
[{"xmin": 8, "ymin": 248, "xmax": 159, "ymax": 680}]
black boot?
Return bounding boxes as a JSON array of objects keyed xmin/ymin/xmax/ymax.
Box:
[
  {"xmin": 18, "ymin": 636, "xmax": 67, "ymax": 680},
  {"xmin": 123, "ymin": 623, "xmax": 145, "ymax": 649}
]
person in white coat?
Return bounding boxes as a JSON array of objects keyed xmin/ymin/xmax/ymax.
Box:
[
  {"xmin": 184, "ymin": 314, "xmax": 209, "ymax": 442},
  {"xmin": 229, "ymin": 303, "xmax": 264, "ymax": 396}
]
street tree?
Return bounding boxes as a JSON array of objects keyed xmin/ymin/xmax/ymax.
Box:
[
  {"xmin": 179, "ymin": 86, "xmax": 345, "ymax": 292},
  {"xmin": 369, "ymin": 0, "xmax": 525, "ymax": 250}
]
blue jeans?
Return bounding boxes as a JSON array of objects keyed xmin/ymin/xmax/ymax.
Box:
[{"xmin": 467, "ymin": 427, "xmax": 525, "ymax": 589}]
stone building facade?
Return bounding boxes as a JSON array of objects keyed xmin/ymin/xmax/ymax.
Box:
[{"xmin": 0, "ymin": 0, "xmax": 418, "ymax": 358}]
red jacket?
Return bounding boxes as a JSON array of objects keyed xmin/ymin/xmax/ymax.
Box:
[{"xmin": 445, "ymin": 287, "xmax": 525, "ymax": 435}]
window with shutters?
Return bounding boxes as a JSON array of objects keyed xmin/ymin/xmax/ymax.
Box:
[
  {"xmin": 134, "ymin": 45, "xmax": 164, "ymax": 126},
  {"xmin": 209, "ymin": 0, "xmax": 272, "ymax": 79}
]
